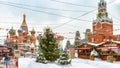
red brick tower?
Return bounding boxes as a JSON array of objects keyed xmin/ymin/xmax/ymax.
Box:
[{"xmin": 88, "ymin": 0, "xmax": 113, "ymax": 43}]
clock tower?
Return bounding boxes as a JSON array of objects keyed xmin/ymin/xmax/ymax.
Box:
[
  {"xmin": 93, "ymin": 0, "xmax": 113, "ymax": 39},
  {"xmin": 88, "ymin": 0, "xmax": 113, "ymax": 43}
]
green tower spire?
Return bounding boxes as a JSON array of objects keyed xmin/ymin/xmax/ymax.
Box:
[{"xmin": 100, "ymin": 0, "xmax": 104, "ymax": 2}]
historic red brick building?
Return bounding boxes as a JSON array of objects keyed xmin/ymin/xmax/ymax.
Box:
[
  {"xmin": 75, "ymin": 0, "xmax": 120, "ymax": 61},
  {"xmin": 5, "ymin": 14, "xmax": 36, "ymax": 53},
  {"xmin": 88, "ymin": 0, "xmax": 119, "ymax": 44}
]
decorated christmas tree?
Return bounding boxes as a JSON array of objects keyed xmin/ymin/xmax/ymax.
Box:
[
  {"xmin": 58, "ymin": 51, "xmax": 71, "ymax": 65},
  {"xmin": 37, "ymin": 27, "xmax": 60, "ymax": 62},
  {"xmin": 36, "ymin": 53, "xmax": 47, "ymax": 64}
]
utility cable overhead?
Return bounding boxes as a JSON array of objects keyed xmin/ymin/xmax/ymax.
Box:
[
  {"xmin": 53, "ymin": 9, "xmax": 96, "ymax": 30},
  {"xmin": 109, "ymin": 13, "xmax": 120, "ymax": 22},
  {"xmin": 0, "ymin": 1, "xmax": 91, "ymax": 22},
  {"xmin": 0, "ymin": 1, "xmax": 88, "ymax": 12},
  {"xmin": 11, "ymin": 2, "xmax": 87, "ymax": 12},
  {"xmin": 52, "ymin": 0, "xmax": 116, "ymax": 30},
  {"xmin": 108, "ymin": 12, "xmax": 120, "ymax": 26},
  {"xmin": 51, "ymin": 0, "xmax": 96, "ymax": 8},
  {"xmin": 0, "ymin": 0, "xmax": 116, "ymax": 31},
  {"xmin": 0, "ymin": 21, "xmax": 62, "ymax": 25}
]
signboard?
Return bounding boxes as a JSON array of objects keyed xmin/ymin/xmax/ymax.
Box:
[
  {"xmin": 76, "ymin": 48, "xmax": 91, "ymax": 50},
  {"xmin": 103, "ymin": 44, "xmax": 117, "ymax": 47}
]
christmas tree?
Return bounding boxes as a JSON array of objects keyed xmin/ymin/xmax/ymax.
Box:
[
  {"xmin": 38, "ymin": 27, "xmax": 60, "ymax": 62},
  {"xmin": 36, "ymin": 53, "xmax": 47, "ymax": 64},
  {"xmin": 58, "ymin": 51, "xmax": 71, "ymax": 65}
]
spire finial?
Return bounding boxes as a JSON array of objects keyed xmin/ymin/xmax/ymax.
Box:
[
  {"xmin": 31, "ymin": 27, "xmax": 36, "ymax": 34},
  {"xmin": 32, "ymin": 27, "xmax": 35, "ymax": 31},
  {"xmin": 23, "ymin": 13, "xmax": 26, "ymax": 19},
  {"xmin": 21, "ymin": 13, "xmax": 27, "ymax": 26}
]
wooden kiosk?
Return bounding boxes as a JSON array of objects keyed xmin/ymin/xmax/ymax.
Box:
[
  {"xmin": 0, "ymin": 45, "xmax": 13, "ymax": 57},
  {"xmin": 76, "ymin": 43, "xmax": 94, "ymax": 59},
  {"xmin": 97, "ymin": 41, "xmax": 120, "ymax": 61}
]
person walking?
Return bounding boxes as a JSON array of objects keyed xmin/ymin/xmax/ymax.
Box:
[
  {"xmin": 9, "ymin": 57, "xmax": 17, "ymax": 68},
  {"xmin": 4, "ymin": 54, "xmax": 10, "ymax": 68},
  {"xmin": 15, "ymin": 57, "xmax": 18, "ymax": 68}
]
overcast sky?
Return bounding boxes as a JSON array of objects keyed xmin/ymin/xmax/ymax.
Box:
[{"xmin": 0, "ymin": 0, "xmax": 120, "ymax": 46}]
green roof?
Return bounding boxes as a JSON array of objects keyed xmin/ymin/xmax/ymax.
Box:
[
  {"xmin": 9, "ymin": 27, "xmax": 16, "ymax": 34},
  {"xmin": 100, "ymin": 0, "xmax": 104, "ymax": 2}
]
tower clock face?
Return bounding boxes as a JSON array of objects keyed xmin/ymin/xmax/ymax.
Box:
[{"xmin": 95, "ymin": 23, "xmax": 102, "ymax": 30}]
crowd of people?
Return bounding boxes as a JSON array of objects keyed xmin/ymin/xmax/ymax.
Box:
[{"xmin": 0, "ymin": 54, "xmax": 18, "ymax": 68}]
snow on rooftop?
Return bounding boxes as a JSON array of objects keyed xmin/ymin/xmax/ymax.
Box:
[
  {"xmin": 87, "ymin": 41, "xmax": 120, "ymax": 47},
  {"xmin": 112, "ymin": 41, "xmax": 120, "ymax": 44},
  {"xmin": 87, "ymin": 42, "xmax": 105, "ymax": 46}
]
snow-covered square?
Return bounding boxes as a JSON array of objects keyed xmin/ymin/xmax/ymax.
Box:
[{"xmin": 19, "ymin": 57, "xmax": 120, "ymax": 68}]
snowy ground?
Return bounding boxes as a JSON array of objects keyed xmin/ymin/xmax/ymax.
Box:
[{"xmin": 19, "ymin": 58, "xmax": 120, "ymax": 68}]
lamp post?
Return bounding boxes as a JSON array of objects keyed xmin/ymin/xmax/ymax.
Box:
[
  {"xmin": 15, "ymin": 41, "xmax": 18, "ymax": 50},
  {"xmin": 13, "ymin": 39, "xmax": 18, "ymax": 50}
]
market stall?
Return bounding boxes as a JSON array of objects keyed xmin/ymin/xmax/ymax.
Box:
[
  {"xmin": 0, "ymin": 45, "xmax": 13, "ymax": 57},
  {"xmin": 76, "ymin": 44, "xmax": 94, "ymax": 59},
  {"xmin": 97, "ymin": 41, "xmax": 120, "ymax": 61}
]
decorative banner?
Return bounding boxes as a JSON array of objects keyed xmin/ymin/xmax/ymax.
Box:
[
  {"xmin": 0, "ymin": 28, "xmax": 10, "ymax": 31},
  {"xmin": 0, "ymin": 36, "xmax": 7, "ymax": 37},
  {"xmin": 1, "ymin": 27, "xmax": 120, "ymax": 34},
  {"xmin": 0, "ymin": 28, "xmax": 75, "ymax": 35},
  {"xmin": 36, "ymin": 31, "xmax": 75, "ymax": 34}
]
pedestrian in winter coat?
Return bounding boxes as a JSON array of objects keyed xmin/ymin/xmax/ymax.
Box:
[{"xmin": 4, "ymin": 55, "xmax": 10, "ymax": 68}]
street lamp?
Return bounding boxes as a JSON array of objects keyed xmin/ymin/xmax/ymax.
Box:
[
  {"xmin": 13, "ymin": 39, "xmax": 18, "ymax": 50},
  {"xmin": 15, "ymin": 41, "xmax": 18, "ymax": 50}
]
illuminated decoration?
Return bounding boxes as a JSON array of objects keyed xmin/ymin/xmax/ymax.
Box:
[
  {"xmin": 0, "ymin": 29, "xmax": 118, "ymax": 32},
  {"xmin": 77, "ymin": 37, "xmax": 81, "ymax": 40},
  {"xmin": 57, "ymin": 35, "xmax": 64, "ymax": 40}
]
